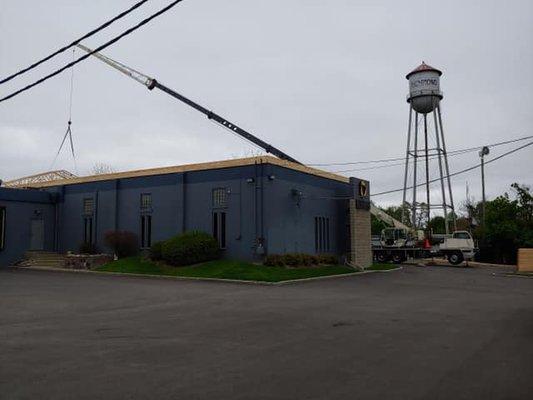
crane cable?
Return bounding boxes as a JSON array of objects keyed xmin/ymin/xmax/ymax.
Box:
[
  {"xmin": 49, "ymin": 49, "xmax": 78, "ymax": 174},
  {"xmin": 0, "ymin": 0, "xmax": 185, "ymax": 104},
  {"xmin": 0, "ymin": 0, "xmax": 149, "ymax": 85}
]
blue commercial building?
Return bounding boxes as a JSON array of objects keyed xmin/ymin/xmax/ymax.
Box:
[{"xmin": 0, "ymin": 156, "xmax": 371, "ymax": 267}]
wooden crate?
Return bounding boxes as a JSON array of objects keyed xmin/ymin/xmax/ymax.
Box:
[{"xmin": 517, "ymin": 248, "xmax": 533, "ymax": 272}]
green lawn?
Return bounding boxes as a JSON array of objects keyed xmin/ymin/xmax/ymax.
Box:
[{"xmin": 95, "ymin": 257, "xmax": 398, "ymax": 282}]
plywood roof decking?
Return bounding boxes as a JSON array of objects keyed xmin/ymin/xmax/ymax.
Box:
[{"xmin": 26, "ymin": 156, "xmax": 350, "ymax": 188}]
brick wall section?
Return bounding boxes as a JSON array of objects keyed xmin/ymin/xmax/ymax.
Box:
[
  {"xmin": 518, "ymin": 248, "xmax": 533, "ymax": 272},
  {"xmin": 349, "ymin": 199, "xmax": 372, "ymax": 269}
]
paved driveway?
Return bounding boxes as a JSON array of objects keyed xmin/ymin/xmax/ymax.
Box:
[{"xmin": 1, "ymin": 266, "xmax": 532, "ymax": 400}]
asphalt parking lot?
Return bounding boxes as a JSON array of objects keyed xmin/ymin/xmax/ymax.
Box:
[{"xmin": 1, "ymin": 266, "xmax": 532, "ymax": 400}]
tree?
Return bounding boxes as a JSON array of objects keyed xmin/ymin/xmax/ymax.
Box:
[
  {"xmin": 477, "ymin": 183, "xmax": 533, "ymax": 264},
  {"xmin": 371, "ymin": 214, "xmax": 388, "ymax": 235},
  {"xmin": 428, "ymin": 216, "xmax": 446, "ymax": 234},
  {"xmin": 91, "ymin": 163, "xmax": 116, "ymax": 175}
]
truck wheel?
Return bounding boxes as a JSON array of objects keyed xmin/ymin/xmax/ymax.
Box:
[
  {"xmin": 376, "ymin": 253, "xmax": 389, "ymax": 263},
  {"xmin": 391, "ymin": 253, "xmax": 404, "ymax": 264},
  {"xmin": 447, "ymin": 251, "xmax": 464, "ymax": 265}
]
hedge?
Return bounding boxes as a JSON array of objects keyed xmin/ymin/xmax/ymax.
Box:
[{"xmin": 161, "ymin": 231, "xmax": 220, "ymax": 266}]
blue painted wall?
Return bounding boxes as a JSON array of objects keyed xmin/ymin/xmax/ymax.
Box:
[
  {"xmin": 0, "ymin": 188, "xmax": 56, "ymax": 266},
  {"xmin": 0, "ymin": 161, "xmax": 359, "ymax": 266}
]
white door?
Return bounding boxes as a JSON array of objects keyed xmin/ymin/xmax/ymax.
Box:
[{"xmin": 30, "ymin": 219, "xmax": 44, "ymax": 250}]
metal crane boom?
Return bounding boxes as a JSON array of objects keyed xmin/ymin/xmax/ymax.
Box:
[{"xmin": 77, "ymin": 44, "xmax": 301, "ymax": 164}]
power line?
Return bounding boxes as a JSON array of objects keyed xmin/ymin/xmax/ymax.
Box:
[
  {"xmin": 308, "ymin": 135, "xmax": 533, "ymax": 167},
  {"xmin": 331, "ymin": 148, "xmax": 475, "ymax": 173},
  {"xmin": 0, "ymin": 0, "xmax": 185, "ymax": 104},
  {"xmin": 372, "ymin": 141, "xmax": 533, "ymax": 197},
  {"xmin": 0, "ymin": 0, "xmax": 149, "ymax": 85}
]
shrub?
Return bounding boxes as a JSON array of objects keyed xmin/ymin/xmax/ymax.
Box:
[
  {"xmin": 150, "ymin": 241, "xmax": 164, "ymax": 261},
  {"xmin": 78, "ymin": 242, "xmax": 98, "ymax": 255},
  {"xmin": 283, "ymin": 253, "xmax": 301, "ymax": 267},
  {"xmin": 264, "ymin": 254, "xmax": 285, "ymax": 267},
  {"xmin": 318, "ymin": 254, "xmax": 338, "ymax": 265},
  {"xmin": 161, "ymin": 231, "xmax": 220, "ymax": 266},
  {"xmin": 104, "ymin": 230, "xmax": 138, "ymax": 258}
]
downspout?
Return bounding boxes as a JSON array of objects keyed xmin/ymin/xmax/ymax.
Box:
[
  {"xmin": 260, "ymin": 161, "xmax": 265, "ymax": 247},
  {"xmin": 182, "ymin": 172, "xmax": 187, "ymax": 233},
  {"xmin": 114, "ymin": 180, "xmax": 119, "ymax": 231},
  {"xmin": 94, "ymin": 190, "xmax": 99, "ymax": 245},
  {"xmin": 254, "ymin": 161, "xmax": 258, "ymax": 244},
  {"xmin": 53, "ymin": 193, "xmax": 59, "ymax": 252}
]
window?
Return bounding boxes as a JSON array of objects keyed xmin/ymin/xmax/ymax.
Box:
[
  {"xmin": 0, "ymin": 207, "xmax": 6, "ymax": 251},
  {"xmin": 82, "ymin": 198, "xmax": 94, "ymax": 245},
  {"xmin": 140, "ymin": 193, "xmax": 152, "ymax": 211},
  {"xmin": 212, "ymin": 188, "xmax": 228, "ymax": 208},
  {"xmin": 453, "ymin": 231, "xmax": 472, "ymax": 240},
  {"xmin": 83, "ymin": 198, "xmax": 94, "ymax": 216},
  {"xmin": 314, "ymin": 216, "xmax": 330, "ymax": 253},
  {"xmin": 141, "ymin": 215, "xmax": 152, "ymax": 248},
  {"xmin": 213, "ymin": 211, "xmax": 226, "ymax": 249},
  {"xmin": 84, "ymin": 216, "xmax": 93, "ymax": 245}
]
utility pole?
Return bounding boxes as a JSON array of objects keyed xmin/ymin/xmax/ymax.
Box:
[{"xmin": 479, "ymin": 146, "xmax": 490, "ymax": 227}]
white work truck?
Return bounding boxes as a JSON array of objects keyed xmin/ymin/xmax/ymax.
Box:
[{"xmin": 372, "ymin": 228, "xmax": 477, "ymax": 265}]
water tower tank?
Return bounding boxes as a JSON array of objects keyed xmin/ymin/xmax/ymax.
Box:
[{"xmin": 406, "ymin": 62, "xmax": 443, "ymax": 114}]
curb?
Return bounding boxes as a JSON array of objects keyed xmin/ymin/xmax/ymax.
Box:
[
  {"xmin": 8, "ymin": 265, "xmax": 403, "ymax": 286},
  {"xmin": 498, "ymin": 272, "xmax": 533, "ymax": 279}
]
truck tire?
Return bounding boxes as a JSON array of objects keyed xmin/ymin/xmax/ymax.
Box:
[
  {"xmin": 376, "ymin": 252, "xmax": 389, "ymax": 263},
  {"xmin": 391, "ymin": 253, "xmax": 404, "ymax": 264},
  {"xmin": 447, "ymin": 251, "xmax": 464, "ymax": 265}
]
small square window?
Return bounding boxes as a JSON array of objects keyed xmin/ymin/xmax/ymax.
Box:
[
  {"xmin": 212, "ymin": 188, "xmax": 227, "ymax": 208},
  {"xmin": 83, "ymin": 198, "xmax": 94, "ymax": 215},
  {"xmin": 141, "ymin": 193, "xmax": 152, "ymax": 210}
]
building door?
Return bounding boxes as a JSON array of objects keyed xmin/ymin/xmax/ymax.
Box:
[{"xmin": 30, "ymin": 219, "xmax": 44, "ymax": 250}]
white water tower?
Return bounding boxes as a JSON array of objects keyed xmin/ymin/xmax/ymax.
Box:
[
  {"xmin": 406, "ymin": 62, "xmax": 443, "ymax": 114},
  {"xmin": 401, "ymin": 62, "xmax": 456, "ymax": 233}
]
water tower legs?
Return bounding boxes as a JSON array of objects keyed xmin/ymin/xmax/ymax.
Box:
[
  {"xmin": 401, "ymin": 107, "xmax": 413, "ymax": 225},
  {"xmin": 401, "ymin": 104, "xmax": 457, "ymax": 233},
  {"xmin": 436, "ymin": 104, "xmax": 457, "ymax": 231},
  {"xmin": 424, "ymin": 114, "xmax": 431, "ymax": 226}
]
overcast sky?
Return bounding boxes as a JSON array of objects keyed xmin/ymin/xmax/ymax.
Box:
[{"xmin": 1, "ymin": 0, "xmax": 532, "ymax": 211}]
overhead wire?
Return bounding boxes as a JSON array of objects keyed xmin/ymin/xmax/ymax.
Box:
[
  {"xmin": 308, "ymin": 135, "xmax": 533, "ymax": 167},
  {"xmin": 0, "ymin": 0, "xmax": 185, "ymax": 104},
  {"xmin": 372, "ymin": 140, "xmax": 533, "ymax": 197},
  {"xmin": 302, "ymin": 140, "xmax": 533, "ymax": 201},
  {"xmin": 0, "ymin": 0, "xmax": 149, "ymax": 85}
]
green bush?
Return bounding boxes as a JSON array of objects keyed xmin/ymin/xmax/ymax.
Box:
[
  {"xmin": 318, "ymin": 254, "xmax": 338, "ymax": 265},
  {"xmin": 150, "ymin": 241, "xmax": 164, "ymax": 261},
  {"xmin": 161, "ymin": 231, "xmax": 220, "ymax": 266},
  {"xmin": 79, "ymin": 242, "xmax": 98, "ymax": 255},
  {"xmin": 104, "ymin": 230, "xmax": 138, "ymax": 258},
  {"xmin": 264, "ymin": 254, "xmax": 285, "ymax": 267}
]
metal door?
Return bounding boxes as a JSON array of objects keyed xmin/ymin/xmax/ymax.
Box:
[{"xmin": 30, "ymin": 219, "xmax": 44, "ymax": 250}]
